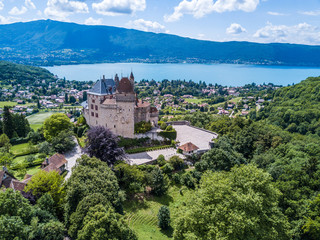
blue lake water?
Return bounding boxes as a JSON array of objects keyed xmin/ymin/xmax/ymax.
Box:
[{"xmin": 44, "ymin": 63, "xmax": 320, "ymax": 86}]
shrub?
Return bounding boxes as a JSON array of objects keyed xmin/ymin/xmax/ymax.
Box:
[
  {"xmin": 134, "ymin": 121, "xmax": 152, "ymax": 134},
  {"xmin": 161, "ymin": 163, "xmax": 174, "ymax": 175},
  {"xmin": 181, "ymin": 173, "xmax": 196, "ymax": 189},
  {"xmin": 150, "ymin": 167, "xmax": 169, "ymax": 196},
  {"xmin": 38, "ymin": 141, "xmax": 53, "ymax": 155},
  {"xmin": 168, "ymin": 155, "xmax": 185, "ymax": 170},
  {"xmin": 172, "ymin": 173, "xmax": 181, "ymax": 184},
  {"xmin": 158, "ymin": 206, "xmax": 170, "ymax": 230},
  {"xmin": 25, "ymin": 155, "xmax": 36, "ymax": 164},
  {"xmin": 157, "ymin": 154, "xmax": 166, "ymax": 166},
  {"xmin": 160, "ymin": 122, "xmax": 167, "ymax": 130}
]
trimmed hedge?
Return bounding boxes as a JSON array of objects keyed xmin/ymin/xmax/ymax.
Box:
[
  {"xmin": 126, "ymin": 145, "xmax": 172, "ymax": 154},
  {"xmin": 10, "ymin": 137, "xmax": 30, "ymax": 145},
  {"xmin": 158, "ymin": 131, "xmax": 177, "ymax": 140}
]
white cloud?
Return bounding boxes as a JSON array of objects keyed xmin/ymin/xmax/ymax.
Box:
[
  {"xmin": 92, "ymin": 0, "xmax": 146, "ymax": 16},
  {"xmin": 267, "ymin": 11, "xmax": 286, "ymax": 16},
  {"xmin": 84, "ymin": 17, "xmax": 103, "ymax": 25},
  {"xmin": 127, "ymin": 19, "xmax": 167, "ymax": 33},
  {"xmin": 253, "ymin": 22, "xmax": 320, "ymax": 45},
  {"xmin": 0, "ymin": 15, "xmax": 21, "ymax": 24},
  {"xmin": 226, "ymin": 23, "xmax": 246, "ymax": 34},
  {"xmin": 0, "ymin": 1, "xmax": 4, "ymax": 11},
  {"xmin": 9, "ymin": 6, "xmax": 28, "ymax": 15},
  {"xmin": 165, "ymin": 0, "xmax": 260, "ymax": 22},
  {"xmin": 25, "ymin": 0, "xmax": 36, "ymax": 9},
  {"xmin": 44, "ymin": 0, "xmax": 89, "ymax": 20},
  {"xmin": 300, "ymin": 10, "xmax": 320, "ymax": 16}
]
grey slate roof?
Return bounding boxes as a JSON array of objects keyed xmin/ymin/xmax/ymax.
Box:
[
  {"xmin": 81, "ymin": 101, "xmax": 88, "ymax": 109},
  {"xmin": 88, "ymin": 78, "xmax": 116, "ymax": 95}
]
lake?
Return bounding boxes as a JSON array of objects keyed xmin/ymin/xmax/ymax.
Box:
[{"xmin": 44, "ymin": 63, "xmax": 320, "ymax": 86}]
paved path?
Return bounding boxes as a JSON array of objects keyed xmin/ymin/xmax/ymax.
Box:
[
  {"xmin": 64, "ymin": 142, "xmax": 83, "ymax": 179},
  {"xmin": 127, "ymin": 148, "xmax": 184, "ymax": 165}
]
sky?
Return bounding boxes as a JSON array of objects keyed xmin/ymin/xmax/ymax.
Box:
[{"xmin": 0, "ymin": 0, "xmax": 320, "ymax": 45}]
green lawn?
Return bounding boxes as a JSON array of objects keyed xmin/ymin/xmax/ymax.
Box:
[
  {"xmin": 0, "ymin": 101, "xmax": 35, "ymax": 108},
  {"xmin": 27, "ymin": 111, "xmax": 56, "ymax": 124},
  {"xmin": 30, "ymin": 124, "xmax": 43, "ymax": 131},
  {"xmin": 26, "ymin": 165, "xmax": 41, "ymax": 175},
  {"xmin": 0, "ymin": 101, "xmax": 17, "ymax": 108},
  {"xmin": 183, "ymin": 98, "xmax": 206, "ymax": 104},
  {"xmin": 12, "ymin": 165, "xmax": 41, "ymax": 180},
  {"xmin": 10, "ymin": 143, "xmax": 30, "ymax": 155},
  {"xmin": 124, "ymin": 186, "xmax": 190, "ymax": 240}
]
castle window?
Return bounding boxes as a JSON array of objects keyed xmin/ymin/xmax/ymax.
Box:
[
  {"xmin": 92, "ymin": 99, "xmax": 95, "ymax": 103},
  {"xmin": 91, "ymin": 104, "xmax": 94, "ymax": 109},
  {"xmin": 91, "ymin": 112, "xmax": 94, "ymax": 116},
  {"xmin": 96, "ymin": 113, "xmax": 98, "ymax": 117},
  {"xmin": 95, "ymin": 105, "xmax": 98, "ymax": 110}
]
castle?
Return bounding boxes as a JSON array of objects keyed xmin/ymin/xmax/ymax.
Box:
[{"xmin": 82, "ymin": 72, "xmax": 158, "ymax": 138}]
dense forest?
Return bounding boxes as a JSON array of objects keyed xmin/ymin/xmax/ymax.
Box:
[
  {"xmin": 0, "ymin": 61, "xmax": 55, "ymax": 85},
  {"xmin": 251, "ymin": 77, "xmax": 320, "ymax": 135}
]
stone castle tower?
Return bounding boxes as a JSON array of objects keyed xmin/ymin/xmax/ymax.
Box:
[{"xmin": 82, "ymin": 72, "xmax": 158, "ymax": 138}]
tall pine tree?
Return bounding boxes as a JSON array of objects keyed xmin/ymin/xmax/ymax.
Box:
[{"xmin": 2, "ymin": 106, "xmax": 14, "ymax": 139}]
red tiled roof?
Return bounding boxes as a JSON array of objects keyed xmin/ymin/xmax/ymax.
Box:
[
  {"xmin": 150, "ymin": 106, "xmax": 158, "ymax": 113},
  {"xmin": 178, "ymin": 142, "xmax": 199, "ymax": 152},
  {"xmin": 136, "ymin": 99, "xmax": 150, "ymax": 108},
  {"xmin": 117, "ymin": 77, "xmax": 134, "ymax": 93},
  {"xmin": 42, "ymin": 153, "xmax": 67, "ymax": 174},
  {"xmin": 10, "ymin": 179, "xmax": 27, "ymax": 192},
  {"xmin": 0, "ymin": 171, "xmax": 4, "ymax": 185}
]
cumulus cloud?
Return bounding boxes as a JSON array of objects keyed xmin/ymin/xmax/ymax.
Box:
[
  {"xmin": 300, "ymin": 10, "xmax": 320, "ymax": 16},
  {"xmin": 0, "ymin": 15, "xmax": 21, "ymax": 24},
  {"xmin": 0, "ymin": 1, "xmax": 4, "ymax": 11},
  {"xmin": 253, "ymin": 22, "xmax": 320, "ymax": 45},
  {"xmin": 84, "ymin": 17, "xmax": 103, "ymax": 25},
  {"xmin": 92, "ymin": 0, "xmax": 146, "ymax": 16},
  {"xmin": 127, "ymin": 19, "xmax": 167, "ymax": 33},
  {"xmin": 165, "ymin": 0, "xmax": 260, "ymax": 22},
  {"xmin": 9, "ymin": 6, "xmax": 28, "ymax": 15},
  {"xmin": 25, "ymin": 0, "xmax": 36, "ymax": 9},
  {"xmin": 226, "ymin": 23, "xmax": 246, "ymax": 34},
  {"xmin": 44, "ymin": 0, "xmax": 89, "ymax": 20}
]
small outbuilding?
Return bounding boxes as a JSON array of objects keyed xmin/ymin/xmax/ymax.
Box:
[{"xmin": 178, "ymin": 142, "xmax": 199, "ymax": 155}]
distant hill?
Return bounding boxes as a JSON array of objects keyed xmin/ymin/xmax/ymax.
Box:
[
  {"xmin": 252, "ymin": 77, "xmax": 320, "ymax": 135},
  {"xmin": 1, "ymin": 20, "xmax": 320, "ymax": 66},
  {"xmin": 0, "ymin": 60, "xmax": 55, "ymax": 85}
]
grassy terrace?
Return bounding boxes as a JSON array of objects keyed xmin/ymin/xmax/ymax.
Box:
[
  {"xmin": 27, "ymin": 111, "xmax": 57, "ymax": 131},
  {"xmin": 183, "ymin": 98, "xmax": 206, "ymax": 104},
  {"xmin": 0, "ymin": 101, "xmax": 35, "ymax": 108},
  {"xmin": 8, "ymin": 112, "xmax": 58, "ymax": 179},
  {"xmin": 124, "ymin": 186, "xmax": 190, "ymax": 240}
]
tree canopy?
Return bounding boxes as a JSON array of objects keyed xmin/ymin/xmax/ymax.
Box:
[
  {"xmin": 84, "ymin": 126, "xmax": 125, "ymax": 166},
  {"xmin": 174, "ymin": 165, "xmax": 290, "ymax": 240},
  {"xmin": 43, "ymin": 113, "xmax": 73, "ymax": 141}
]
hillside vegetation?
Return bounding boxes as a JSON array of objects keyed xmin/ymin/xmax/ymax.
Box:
[
  {"xmin": 0, "ymin": 60, "xmax": 55, "ymax": 85},
  {"xmin": 251, "ymin": 77, "xmax": 320, "ymax": 135},
  {"xmin": 1, "ymin": 20, "xmax": 320, "ymax": 66}
]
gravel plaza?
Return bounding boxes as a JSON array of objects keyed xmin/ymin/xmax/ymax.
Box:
[{"xmin": 128, "ymin": 124, "xmax": 218, "ymax": 165}]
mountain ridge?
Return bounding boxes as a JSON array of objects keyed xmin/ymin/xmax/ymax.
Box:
[{"xmin": 0, "ymin": 19, "xmax": 320, "ymax": 66}]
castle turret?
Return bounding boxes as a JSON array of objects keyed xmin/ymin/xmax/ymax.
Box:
[
  {"xmin": 115, "ymin": 74, "xmax": 120, "ymax": 88},
  {"xmin": 129, "ymin": 71, "xmax": 134, "ymax": 87}
]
